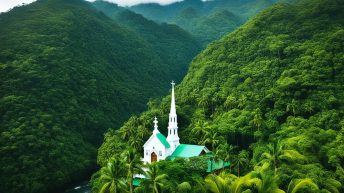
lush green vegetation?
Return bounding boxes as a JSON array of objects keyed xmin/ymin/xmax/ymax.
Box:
[
  {"xmin": 173, "ymin": 8, "xmax": 242, "ymax": 46},
  {"xmin": 129, "ymin": 0, "xmax": 293, "ymax": 46},
  {"xmin": 91, "ymin": 1, "xmax": 201, "ymax": 78},
  {"xmin": 94, "ymin": 0, "xmax": 344, "ymax": 192},
  {"xmin": 0, "ymin": 0, "xmax": 200, "ymax": 192},
  {"xmin": 130, "ymin": 0, "xmax": 279, "ymax": 23}
]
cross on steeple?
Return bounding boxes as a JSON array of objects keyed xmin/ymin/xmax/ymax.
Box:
[
  {"xmin": 153, "ymin": 116, "xmax": 159, "ymax": 135},
  {"xmin": 154, "ymin": 116, "xmax": 158, "ymax": 129}
]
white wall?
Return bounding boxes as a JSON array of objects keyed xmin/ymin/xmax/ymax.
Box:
[{"xmin": 143, "ymin": 136, "xmax": 169, "ymax": 163}]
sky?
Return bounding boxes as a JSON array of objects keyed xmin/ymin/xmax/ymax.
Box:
[
  {"xmin": 88, "ymin": 0, "xmax": 183, "ymax": 6},
  {"xmin": 0, "ymin": 0, "xmax": 36, "ymax": 12},
  {"xmin": 0, "ymin": 0, "xmax": 183, "ymax": 12}
]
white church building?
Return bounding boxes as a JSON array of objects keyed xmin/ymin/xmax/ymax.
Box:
[{"xmin": 143, "ymin": 81, "xmax": 210, "ymax": 163}]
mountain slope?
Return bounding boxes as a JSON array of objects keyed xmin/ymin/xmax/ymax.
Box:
[
  {"xmin": 129, "ymin": 0, "xmax": 286, "ymax": 45},
  {"xmin": 0, "ymin": 0, "xmax": 198, "ymax": 192},
  {"xmin": 91, "ymin": 1, "xmax": 201, "ymax": 79},
  {"xmin": 174, "ymin": 8, "xmax": 242, "ymax": 46},
  {"xmin": 96, "ymin": 0, "xmax": 344, "ymax": 191}
]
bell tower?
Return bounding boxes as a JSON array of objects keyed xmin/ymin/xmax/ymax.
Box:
[{"xmin": 167, "ymin": 81, "xmax": 180, "ymax": 152}]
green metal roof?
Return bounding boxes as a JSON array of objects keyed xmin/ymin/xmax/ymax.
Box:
[
  {"xmin": 171, "ymin": 144, "xmax": 207, "ymax": 158},
  {"xmin": 133, "ymin": 178, "xmax": 141, "ymax": 186},
  {"xmin": 156, "ymin": 133, "xmax": 170, "ymax": 148},
  {"xmin": 207, "ymin": 159, "xmax": 230, "ymax": 172}
]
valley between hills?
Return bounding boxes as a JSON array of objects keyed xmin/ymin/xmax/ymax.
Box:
[{"xmin": 0, "ymin": 0, "xmax": 343, "ymax": 193}]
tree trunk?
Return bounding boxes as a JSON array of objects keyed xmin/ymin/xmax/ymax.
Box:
[
  {"xmin": 129, "ymin": 177, "xmax": 133, "ymax": 193},
  {"xmin": 237, "ymin": 167, "xmax": 240, "ymax": 177}
]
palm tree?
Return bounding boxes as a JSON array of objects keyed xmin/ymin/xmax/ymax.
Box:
[
  {"xmin": 133, "ymin": 187, "xmax": 145, "ymax": 193},
  {"xmin": 142, "ymin": 163, "xmax": 168, "ymax": 193},
  {"xmin": 159, "ymin": 102, "xmax": 169, "ymax": 118},
  {"xmin": 232, "ymin": 150, "xmax": 249, "ymax": 177},
  {"xmin": 287, "ymin": 178, "xmax": 319, "ymax": 193},
  {"xmin": 118, "ymin": 117, "xmax": 138, "ymax": 140},
  {"xmin": 192, "ymin": 176, "xmax": 207, "ymax": 193},
  {"xmin": 302, "ymin": 101, "xmax": 314, "ymax": 114},
  {"xmin": 99, "ymin": 158, "xmax": 127, "ymax": 193},
  {"xmin": 205, "ymin": 173, "xmax": 231, "ymax": 193},
  {"xmin": 224, "ymin": 95, "xmax": 236, "ymax": 110},
  {"xmin": 191, "ymin": 120, "xmax": 210, "ymax": 141},
  {"xmin": 251, "ymin": 108, "xmax": 264, "ymax": 131},
  {"xmin": 216, "ymin": 143, "xmax": 235, "ymax": 171},
  {"xmin": 250, "ymin": 164, "xmax": 285, "ymax": 193},
  {"xmin": 211, "ymin": 94, "xmax": 221, "ymax": 114},
  {"xmin": 202, "ymin": 131, "xmax": 224, "ymax": 173},
  {"xmin": 322, "ymin": 178, "xmax": 342, "ymax": 193},
  {"xmin": 237, "ymin": 95, "xmax": 247, "ymax": 109},
  {"xmin": 136, "ymin": 125, "xmax": 149, "ymax": 139},
  {"xmin": 198, "ymin": 94, "xmax": 210, "ymax": 112},
  {"xmin": 230, "ymin": 174, "xmax": 257, "ymax": 193},
  {"xmin": 122, "ymin": 148, "xmax": 143, "ymax": 193},
  {"xmin": 286, "ymin": 99, "xmax": 299, "ymax": 115},
  {"xmin": 177, "ymin": 182, "xmax": 192, "ymax": 193},
  {"xmin": 214, "ymin": 147, "xmax": 225, "ymax": 171},
  {"xmin": 202, "ymin": 131, "xmax": 223, "ymax": 151},
  {"xmin": 259, "ymin": 141, "xmax": 305, "ymax": 175},
  {"xmin": 128, "ymin": 136, "xmax": 144, "ymax": 152}
]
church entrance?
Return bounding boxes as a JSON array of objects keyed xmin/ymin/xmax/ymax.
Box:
[{"xmin": 151, "ymin": 152, "xmax": 157, "ymax": 162}]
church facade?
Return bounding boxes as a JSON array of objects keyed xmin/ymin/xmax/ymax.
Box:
[{"xmin": 143, "ymin": 81, "xmax": 209, "ymax": 163}]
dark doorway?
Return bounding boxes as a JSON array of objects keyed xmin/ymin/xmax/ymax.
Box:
[{"xmin": 151, "ymin": 152, "xmax": 157, "ymax": 162}]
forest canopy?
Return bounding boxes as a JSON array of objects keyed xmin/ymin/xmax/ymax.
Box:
[
  {"xmin": 0, "ymin": 0, "xmax": 200, "ymax": 192},
  {"xmin": 95, "ymin": 0, "xmax": 344, "ymax": 192}
]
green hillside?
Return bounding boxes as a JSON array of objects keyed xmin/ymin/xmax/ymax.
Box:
[
  {"xmin": 91, "ymin": 1, "xmax": 201, "ymax": 79},
  {"xmin": 95, "ymin": 0, "xmax": 344, "ymax": 192},
  {"xmin": 0, "ymin": 0, "xmax": 199, "ymax": 192},
  {"xmin": 130, "ymin": 0, "xmax": 286, "ymax": 45},
  {"xmin": 174, "ymin": 8, "xmax": 242, "ymax": 46}
]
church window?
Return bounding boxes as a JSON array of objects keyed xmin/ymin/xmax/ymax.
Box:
[
  {"xmin": 159, "ymin": 151, "xmax": 162, "ymax": 156},
  {"xmin": 174, "ymin": 129, "xmax": 175, "ymax": 135},
  {"xmin": 146, "ymin": 151, "xmax": 148, "ymax": 156},
  {"xmin": 153, "ymin": 146, "xmax": 155, "ymax": 149}
]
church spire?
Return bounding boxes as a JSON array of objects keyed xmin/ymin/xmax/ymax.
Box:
[
  {"xmin": 153, "ymin": 116, "xmax": 159, "ymax": 135},
  {"xmin": 170, "ymin": 81, "xmax": 176, "ymax": 116},
  {"xmin": 167, "ymin": 81, "xmax": 180, "ymax": 151}
]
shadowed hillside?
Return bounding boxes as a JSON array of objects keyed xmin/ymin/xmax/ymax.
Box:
[{"xmin": 0, "ymin": 0, "xmax": 200, "ymax": 192}]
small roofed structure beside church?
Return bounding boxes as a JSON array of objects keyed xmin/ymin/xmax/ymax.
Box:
[{"xmin": 143, "ymin": 81, "xmax": 210, "ymax": 164}]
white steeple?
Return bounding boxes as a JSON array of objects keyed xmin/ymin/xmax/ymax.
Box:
[
  {"xmin": 153, "ymin": 116, "xmax": 159, "ymax": 135},
  {"xmin": 167, "ymin": 81, "xmax": 180, "ymax": 151}
]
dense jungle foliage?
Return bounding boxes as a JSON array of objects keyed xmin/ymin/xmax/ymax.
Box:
[
  {"xmin": 129, "ymin": 0, "xmax": 291, "ymax": 46},
  {"xmin": 173, "ymin": 8, "xmax": 242, "ymax": 47},
  {"xmin": 94, "ymin": 0, "xmax": 344, "ymax": 192},
  {"xmin": 91, "ymin": 1, "xmax": 201, "ymax": 75},
  {"xmin": 0, "ymin": 0, "xmax": 200, "ymax": 192}
]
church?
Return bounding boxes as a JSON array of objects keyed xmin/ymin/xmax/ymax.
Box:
[{"xmin": 143, "ymin": 81, "xmax": 210, "ymax": 163}]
